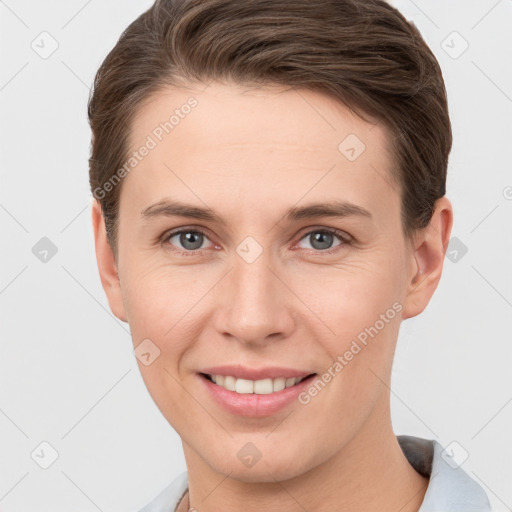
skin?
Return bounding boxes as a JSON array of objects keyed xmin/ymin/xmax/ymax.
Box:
[{"xmin": 92, "ymin": 81, "xmax": 453, "ymax": 511}]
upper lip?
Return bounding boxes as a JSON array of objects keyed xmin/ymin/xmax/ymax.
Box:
[{"xmin": 199, "ymin": 365, "xmax": 314, "ymax": 381}]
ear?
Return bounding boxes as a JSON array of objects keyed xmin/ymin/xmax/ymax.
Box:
[
  {"xmin": 91, "ymin": 199, "xmax": 128, "ymax": 323},
  {"xmin": 402, "ymin": 196, "xmax": 454, "ymax": 320}
]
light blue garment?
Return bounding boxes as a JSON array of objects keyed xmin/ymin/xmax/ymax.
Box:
[
  {"xmin": 138, "ymin": 435, "xmax": 492, "ymax": 512},
  {"xmin": 138, "ymin": 471, "xmax": 188, "ymax": 512}
]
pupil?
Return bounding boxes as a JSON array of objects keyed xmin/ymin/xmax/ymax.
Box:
[
  {"xmin": 312, "ymin": 232, "xmax": 332, "ymax": 250},
  {"xmin": 181, "ymin": 232, "xmax": 202, "ymax": 250}
]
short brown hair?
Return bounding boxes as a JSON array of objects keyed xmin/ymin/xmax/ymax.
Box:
[{"xmin": 88, "ymin": 0, "xmax": 452, "ymax": 260}]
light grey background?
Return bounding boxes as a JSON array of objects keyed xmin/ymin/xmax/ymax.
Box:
[{"xmin": 1, "ymin": 0, "xmax": 511, "ymax": 510}]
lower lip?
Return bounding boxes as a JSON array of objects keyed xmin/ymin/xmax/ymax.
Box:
[{"xmin": 199, "ymin": 374, "xmax": 316, "ymax": 418}]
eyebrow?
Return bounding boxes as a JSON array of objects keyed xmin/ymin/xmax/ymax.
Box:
[{"xmin": 140, "ymin": 198, "xmax": 373, "ymax": 223}]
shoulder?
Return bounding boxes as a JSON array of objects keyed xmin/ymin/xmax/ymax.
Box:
[
  {"xmin": 398, "ymin": 435, "xmax": 493, "ymax": 512},
  {"xmin": 137, "ymin": 437, "xmax": 494, "ymax": 512},
  {"xmin": 137, "ymin": 471, "xmax": 188, "ymax": 512}
]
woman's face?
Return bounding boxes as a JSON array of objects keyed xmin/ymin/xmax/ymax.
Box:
[{"xmin": 95, "ymin": 82, "xmax": 445, "ymax": 481}]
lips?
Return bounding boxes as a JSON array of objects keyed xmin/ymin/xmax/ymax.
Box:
[{"xmin": 197, "ymin": 365, "xmax": 317, "ymax": 417}]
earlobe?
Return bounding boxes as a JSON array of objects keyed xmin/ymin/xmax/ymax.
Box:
[
  {"xmin": 91, "ymin": 199, "xmax": 128, "ymax": 323},
  {"xmin": 401, "ymin": 197, "xmax": 454, "ymax": 320}
]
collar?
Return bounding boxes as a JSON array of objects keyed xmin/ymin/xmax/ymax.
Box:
[
  {"xmin": 397, "ymin": 435, "xmax": 492, "ymax": 511},
  {"xmin": 139, "ymin": 435, "xmax": 493, "ymax": 511}
]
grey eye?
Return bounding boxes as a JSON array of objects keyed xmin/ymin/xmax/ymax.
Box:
[
  {"xmin": 169, "ymin": 230, "xmax": 208, "ymax": 251},
  {"xmin": 298, "ymin": 230, "xmax": 344, "ymax": 251}
]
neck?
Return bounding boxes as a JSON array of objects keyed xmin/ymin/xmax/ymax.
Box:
[{"xmin": 178, "ymin": 391, "xmax": 428, "ymax": 512}]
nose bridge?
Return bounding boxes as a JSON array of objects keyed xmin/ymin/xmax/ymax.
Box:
[
  {"xmin": 233, "ymin": 248, "xmax": 275, "ymax": 304},
  {"xmin": 217, "ymin": 240, "xmax": 294, "ymax": 344}
]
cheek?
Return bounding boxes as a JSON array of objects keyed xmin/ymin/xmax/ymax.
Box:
[
  {"xmin": 125, "ymin": 269, "xmax": 200, "ymax": 424},
  {"xmin": 121, "ymin": 257, "xmax": 191, "ymax": 334},
  {"xmin": 296, "ymin": 256, "xmax": 404, "ymax": 401},
  {"xmin": 296, "ymin": 255, "xmax": 403, "ymax": 340}
]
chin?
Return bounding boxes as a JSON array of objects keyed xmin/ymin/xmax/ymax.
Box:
[
  {"xmin": 215, "ymin": 460, "xmax": 305, "ymax": 484},
  {"xmin": 199, "ymin": 440, "xmax": 315, "ymax": 484}
]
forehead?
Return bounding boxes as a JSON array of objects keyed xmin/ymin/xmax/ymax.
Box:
[
  {"xmin": 130, "ymin": 81, "xmax": 392, "ymax": 156},
  {"xmin": 122, "ymin": 82, "xmax": 399, "ymax": 226}
]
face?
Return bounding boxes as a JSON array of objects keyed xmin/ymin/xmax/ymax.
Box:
[{"xmin": 93, "ymin": 81, "xmax": 451, "ymax": 482}]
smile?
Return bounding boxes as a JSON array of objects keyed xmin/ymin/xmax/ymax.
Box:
[
  {"xmin": 202, "ymin": 373, "xmax": 311, "ymax": 394},
  {"xmin": 198, "ymin": 365, "xmax": 318, "ymax": 417}
]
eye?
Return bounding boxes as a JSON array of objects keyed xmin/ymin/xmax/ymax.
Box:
[
  {"xmin": 159, "ymin": 226, "xmax": 352, "ymax": 255},
  {"xmin": 162, "ymin": 228, "xmax": 214, "ymax": 253},
  {"xmin": 296, "ymin": 228, "xmax": 351, "ymax": 252}
]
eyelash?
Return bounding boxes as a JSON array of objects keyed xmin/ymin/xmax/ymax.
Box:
[{"xmin": 158, "ymin": 226, "xmax": 353, "ymax": 256}]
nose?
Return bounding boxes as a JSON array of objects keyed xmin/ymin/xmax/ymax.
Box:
[{"xmin": 213, "ymin": 248, "xmax": 296, "ymax": 347}]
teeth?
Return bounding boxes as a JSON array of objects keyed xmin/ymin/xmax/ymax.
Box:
[
  {"xmin": 273, "ymin": 377, "xmax": 286, "ymax": 392},
  {"xmin": 254, "ymin": 378, "xmax": 273, "ymax": 394},
  {"xmin": 208, "ymin": 374, "xmax": 306, "ymax": 394},
  {"xmin": 224, "ymin": 375, "xmax": 236, "ymax": 391},
  {"xmin": 285, "ymin": 377, "xmax": 296, "ymax": 387},
  {"xmin": 235, "ymin": 378, "xmax": 254, "ymax": 394}
]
